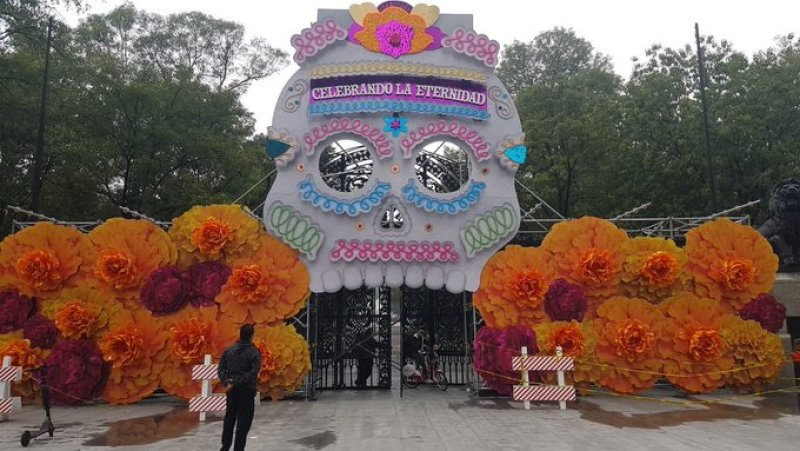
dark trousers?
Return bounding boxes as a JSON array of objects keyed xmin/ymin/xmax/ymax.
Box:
[
  {"xmin": 221, "ymin": 385, "xmax": 256, "ymax": 451},
  {"xmin": 355, "ymin": 357, "xmax": 373, "ymax": 387}
]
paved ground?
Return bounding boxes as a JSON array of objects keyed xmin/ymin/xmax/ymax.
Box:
[{"xmin": 0, "ymin": 385, "xmax": 798, "ymax": 451}]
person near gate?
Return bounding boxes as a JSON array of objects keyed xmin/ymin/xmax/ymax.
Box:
[
  {"xmin": 218, "ymin": 324, "xmax": 261, "ymax": 451},
  {"xmin": 354, "ymin": 330, "xmax": 382, "ymax": 387}
]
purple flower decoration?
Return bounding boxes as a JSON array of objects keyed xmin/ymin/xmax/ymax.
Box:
[
  {"xmin": 473, "ymin": 325, "xmax": 538, "ymax": 395},
  {"xmin": 544, "ymin": 279, "xmax": 588, "ymax": 322},
  {"xmin": 24, "ymin": 314, "xmax": 59, "ymax": 349},
  {"xmin": 45, "ymin": 339, "xmax": 108, "ymax": 405},
  {"xmin": 187, "ymin": 262, "xmax": 231, "ymax": 308},
  {"xmin": 739, "ymin": 293, "xmax": 786, "ymax": 333},
  {"xmin": 140, "ymin": 266, "xmax": 191, "ymax": 316},
  {"xmin": 376, "ymin": 20, "xmax": 414, "ymax": 58},
  {"xmin": 0, "ymin": 289, "xmax": 34, "ymax": 333}
]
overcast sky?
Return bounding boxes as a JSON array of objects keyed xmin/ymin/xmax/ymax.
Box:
[{"xmin": 63, "ymin": 0, "xmax": 800, "ymax": 132}]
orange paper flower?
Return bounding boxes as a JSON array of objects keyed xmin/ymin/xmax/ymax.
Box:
[
  {"xmin": 99, "ymin": 309, "xmax": 170, "ymax": 404},
  {"xmin": 720, "ymin": 316, "xmax": 785, "ymax": 392},
  {"xmin": 169, "ymin": 205, "xmax": 263, "ymax": 266},
  {"xmin": 685, "ymin": 218, "xmax": 778, "ymax": 312},
  {"xmin": 252, "ymin": 324, "xmax": 311, "ymax": 399},
  {"xmin": 41, "ymin": 286, "xmax": 123, "ymax": 340},
  {"xmin": 355, "ymin": 6, "xmax": 434, "ymax": 58},
  {"xmin": 473, "ymin": 245, "xmax": 555, "ymax": 328},
  {"xmin": 88, "ymin": 218, "xmax": 176, "ymax": 304},
  {"xmin": 0, "ymin": 223, "xmax": 90, "ymax": 298},
  {"xmin": 217, "ymin": 234, "xmax": 309, "ymax": 325},
  {"xmin": 0, "ymin": 337, "xmax": 48, "ymax": 400},
  {"xmin": 159, "ymin": 308, "xmax": 237, "ymax": 400},
  {"xmin": 541, "ymin": 217, "xmax": 628, "ymax": 299},
  {"xmin": 620, "ymin": 237, "xmax": 688, "ymax": 302},
  {"xmin": 658, "ymin": 293, "xmax": 735, "ymax": 393},
  {"xmin": 535, "ymin": 320, "xmax": 599, "ymax": 387},
  {"xmin": 592, "ymin": 296, "xmax": 665, "ymax": 394}
]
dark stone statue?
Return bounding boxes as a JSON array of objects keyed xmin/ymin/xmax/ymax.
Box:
[{"xmin": 758, "ymin": 178, "xmax": 800, "ymax": 271}]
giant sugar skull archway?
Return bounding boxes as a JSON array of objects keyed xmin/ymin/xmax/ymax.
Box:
[{"xmin": 264, "ymin": 1, "xmax": 524, "ymax": 295}]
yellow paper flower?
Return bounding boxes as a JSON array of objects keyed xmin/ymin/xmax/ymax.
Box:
[
  {"xmin": 720, "ymin": 316, "xmax": 785, "ymax": 392},
  {"xmin": 0, "ymin": 223, "xmax": 91, "ymax": 298},
  {"xmin": 658, "ymin": 293, "xmax": 735, "ymax": 393},
  {"xmin": 592, "ymin": 296, "xmax": 665, "ymax": 394},
  {"xmin": 685, "ymin": 218, "xmax": 778, "ymax": 312},
  {"xmin": 473, "ymin": 245, "xmax": 555, "ymax": 328},
  {"xmin": 88, "ymin": 218, "xmax": 176, "ymax": 305},
  {"xmin": 541, "ymin": 217, "xmax": 628, "ymax": 299},
  {"xmin": 620, "ymin": 237, "xmax": 688, "ymax": 303},
  {"xmin": 217, "ymin": 234, "xmax": 309, "ymax": 325},
  {"xmin": 534, "ymin": 320, "xmax": 599, "ymax": 387},
  {"xmin": 40, "ymin": 285, "xmax": 123, "ymax": 340},
  {"xmin": 169, "ymin": 205, "xmax": 263, "ymax": 266},
  {"xmin": 252, "ymin": 324, "xmax": 311, "ymax": 400},
  {"xmin": 99, "ymin": 309, "xmax": 170, "ymax": 404}
]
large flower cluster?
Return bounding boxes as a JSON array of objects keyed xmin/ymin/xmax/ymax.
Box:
[
  {"xmin": 0, "ymin": 204, "xmax": 311, "ymax": 405},
  {"xmin": 473, "ymin": 325, "xmax": 538, "ymax": 395}
]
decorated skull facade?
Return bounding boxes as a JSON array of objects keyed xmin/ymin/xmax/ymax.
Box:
[{"xmin": 264, "ymin": 2, "xmax": 526, "ymax": 293}]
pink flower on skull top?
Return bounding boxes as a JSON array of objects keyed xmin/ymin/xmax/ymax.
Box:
[{"xmin": 376, "ymin": 20, "xmax": 414, "ymax": 58}]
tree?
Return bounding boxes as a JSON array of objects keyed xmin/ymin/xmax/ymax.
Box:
[{"xmin": 497, "ymin": 27, "xmax": 612, "ymax": 95}]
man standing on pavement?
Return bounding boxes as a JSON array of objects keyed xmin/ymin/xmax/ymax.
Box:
[{"xmin": 218, "ymin": 324, "xmax": 261, "ymax": 451}]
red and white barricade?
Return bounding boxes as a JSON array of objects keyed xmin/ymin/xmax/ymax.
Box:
[
  {"xmin": 511, "ymin": 346, "xmax": 575, "ymax": 411},
  {"xmin": 189, "ymin": 354, "xmax": 260, "ymax": 422},
  {"xmin": 0, "ymin": 355, "xmax": 23, "ymax": 421}
]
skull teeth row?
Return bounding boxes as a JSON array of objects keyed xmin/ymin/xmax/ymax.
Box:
[{"xmin": 320, "ymin": 265, "xmax": 467, "ymax": 294}]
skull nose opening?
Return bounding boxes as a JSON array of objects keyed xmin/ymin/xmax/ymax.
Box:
[
  {"xmin": 373, "ymin": 198, "xmax": 410, "ymax": 237},
  {"xmin": 379, "ymin": 205, "xmax": 405, "ymax": 231}
]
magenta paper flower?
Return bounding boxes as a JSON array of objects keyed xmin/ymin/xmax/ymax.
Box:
[
  {"xmin": 44, "ymin": 339, "xmax": 108, "ymax": 405},
  {"xmin": 187, "ymin": 262, "xmax": 231, "ymax": 308},
  {"xmin": 544, "ymin": 278, "xmax": 588, "ymax": 322},
  {"xmin": 24, "ymin": 314, "xmax": 59, "ymax": 349},
  {"xmin": 140, "ymin": 266, "xmax": 191, "ymax": 316},
  {"xmin": 739, "ymin": 293, "xmax": 786, "ymax": 333},
  {"xmin": 473, "ymin": 325, "xmax": 538, "ymax": 395},
  {"xmin": 0, "ymin": 289, "xmax": 34, "ymax": 333},
  {"xmin": 376, "ymin": 20, "xmax": 414, "ymax": 58}
]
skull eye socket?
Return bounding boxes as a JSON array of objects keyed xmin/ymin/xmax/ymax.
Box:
[
  {"xmin": 414, "ymin": 140, "xmax": 471, "ymax": 194},
  {"xmin": 318, "ymin": 137, "xmax": 374, "ymax": 193}
]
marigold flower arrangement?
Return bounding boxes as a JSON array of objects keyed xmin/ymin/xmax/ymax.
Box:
[
  {"xmin": 44, "ymin": 339, "xmax": 108, "ymax": 405},
  {"xmin": 543, "ymin": 279, "xmax": 588, "ymax": 322},
  {"xmin": 0, "ymin": 288, "xmax": 34, "ymax": 333},
  {"xmin": 0, "ymin": 337, "xmax": 48, "ymax": 400},
  {"xmin": 87, "ymin": 218, "xmax": 177, "ymax": 304},
  {"xmin": 473, "ymin": 325, "xmax": 538, "ymax": 395},
  {"xmin": 99, "ymin": 309, "xmax": 170, "ymax": 404},
  {"xmin": 252, "ymin": 324, "xmax": 311, "ymax": 399},
  {"xmin": 720, "ymin": 316, "xmax": 785, "ymax": 393},
  {"xmin": 534, "ymin": 320, "xmax": 598, "ymax": 387},
  {"xmin": 473, "ymin": 245, "xmax": 555, "ymax": 328},
  {"xmin": 738, "ymin": 293, "xmax": 786, "ymax": 334},
  {"xmin": 592, "ymin": 296, "xmax": 665, "ymax": 394},
  {"xmin": 658, "ymin": 293, "xmax": 735, "ymax": 393},
  {"xmin": 620, "ymin": 237, "xmax": 688, "ymax": 303},
  {"xmin": 217, "ymin": 234, "xmax": 309, "ymax": 325},
  {"xmin": 169, "ymin": 205, "xmax": 263, "ymax": 266},
  {"xmin": 0, "ymin": 223, "xmax": 91, "ymax": 298},
  {"xmin": 40, "ymin": 285, "xmax": 123, "ymax": 340},
  {"xmin": 685, "ymin": 218, "xmax": 778, "ymax": 312}
]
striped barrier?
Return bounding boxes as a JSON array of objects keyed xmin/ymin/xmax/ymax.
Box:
[
  {"xmin": 511, "ymin": 346, "xmax": 575, "ymax": 410},
  {"xmin": 189, "ymin": 353, "xmax": 261, "ymax": 422},
  {"xmin": 0, "ymin": 355, "xmax": 22, "ymax": 420}
]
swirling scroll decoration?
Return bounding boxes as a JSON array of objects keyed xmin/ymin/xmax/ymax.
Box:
[
  {"xmin": 399, "ymin": 120, "xmax": 491, "ymax": 161},
  {"xmin": 401, "ymin": 179, "xmax": 485, "ymax": 215},
  {"xmin": 460, "ymin": 204, "xmax": 518, "ymax": 258},
  {"xmin": 266, "ymin": 201, "xmax": 324, "ymax": 260},
  {"xmin": 281, "ymin": 80, "xmax": 308, "ymax": 114},
  {"xmin": 297, "ymin": 175, "xmax": 391, "ymax": 217},
  {"xmin": 291, "ymin": 19, "xmax": 348, "ymax": 65},
  {"xmin": 303, "ymin": 118, "xmax": 393, "ymax": 159},
  {"xmin": 488, "ymin": 86, "xmax": 514, "ymax": 119},
  {"xmin": 441, "ymin": 27, "xmax": 500, "ymax": 68}
]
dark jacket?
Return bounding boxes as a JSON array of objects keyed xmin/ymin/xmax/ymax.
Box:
[{"xmin": 218, "ymin": 341, "xmax": 261, "ymax": 390}]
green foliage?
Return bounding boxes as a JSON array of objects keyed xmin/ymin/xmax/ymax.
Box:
[{"xmin": 0, "ymin": 3, "xmax": 286, "ymax": 228}]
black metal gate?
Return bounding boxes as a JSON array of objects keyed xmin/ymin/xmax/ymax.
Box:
[
  {"xmin": 400, "ymin": 287, "xmax": 474, "ymax": 385},
  {"xmin": 310, "ymin": 286, "xmax": 392, "ymax": 390}
]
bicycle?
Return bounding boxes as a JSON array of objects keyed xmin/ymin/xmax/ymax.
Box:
[{"xmin": 402, "ymin": 345, "xmax": 448, "ymax": 391}]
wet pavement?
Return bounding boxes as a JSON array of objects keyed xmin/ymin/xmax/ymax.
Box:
[{"xmin": 0, "ymin": 386, "xmax": 798, "ymax": 450}]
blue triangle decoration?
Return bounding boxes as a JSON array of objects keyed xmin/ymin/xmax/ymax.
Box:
[
  {"xmin": 266, "ymin": 138, "xmax": 291, "ymax": 159},
  {"xmin": 504, "ymin": 145, "xmax": 527, "ymax": 165}
]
